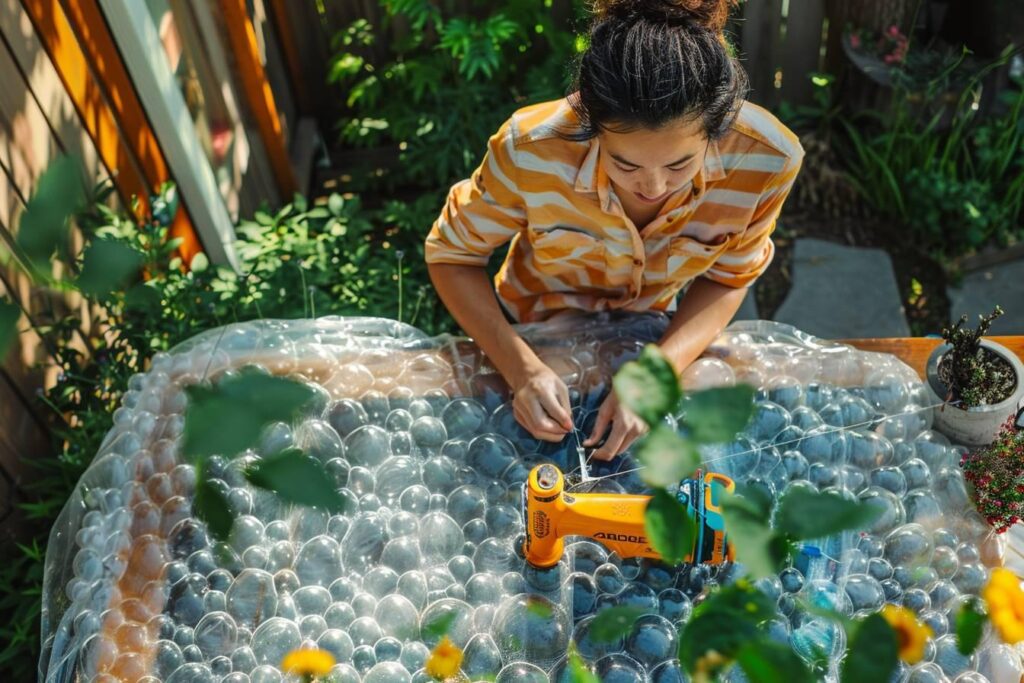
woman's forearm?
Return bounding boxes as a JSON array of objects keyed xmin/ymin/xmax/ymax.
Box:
[
  {"xmin": 427, "ymin": 262, "xmax": 542, "ymax": 387},
  {"xmin": 657, "ymin": 276, "xmax": 748, "ymax": 375}
]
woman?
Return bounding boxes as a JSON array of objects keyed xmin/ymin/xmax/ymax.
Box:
[{"xmin": 425, "ymin": 0, "xmax": 803, "ymax": 461}]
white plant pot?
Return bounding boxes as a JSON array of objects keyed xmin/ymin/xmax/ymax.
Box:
[{"xmin": 924, "ymin": 339, "xmax": 1024, "ymax": 447}]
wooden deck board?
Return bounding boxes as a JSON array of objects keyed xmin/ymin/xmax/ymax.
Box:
[{"xmin": 840, "ymin": 336, "xmax": 1024, "ymax": 380}]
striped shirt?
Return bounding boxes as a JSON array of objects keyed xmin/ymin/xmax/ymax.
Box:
[{"xmin": 425, "ymin": 97, "xmax": 804, "ymax": 323}]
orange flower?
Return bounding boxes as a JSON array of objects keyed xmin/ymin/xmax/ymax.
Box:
[
  {"xmin": 425, "ymin": 636, "xmax": 464, "ymax": 680},
  {"xmin": 880, "ymin": 604, "xmax": 933, "ymax": 664},
  {"xmin": 983, "ymin": 568, "xmax": 1024, "ymax": 644}
]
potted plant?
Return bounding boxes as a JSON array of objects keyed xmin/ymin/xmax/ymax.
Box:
[
  {"xmin": 925, "ymin": 306, "xmax": 1024, "ymax": 446},
  {"xmin": 960, "ymin": 414, "xmax": 1024, "ymax": 532}
]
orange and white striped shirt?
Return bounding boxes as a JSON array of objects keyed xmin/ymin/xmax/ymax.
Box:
[{"xmin": 425, "ymin": 97, "xmax": 804, "ymax": 323}]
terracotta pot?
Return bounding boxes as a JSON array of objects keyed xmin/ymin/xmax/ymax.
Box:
[{"xmin": 924, "ymin": 339, "xmax": 1024, "ymax": 447}]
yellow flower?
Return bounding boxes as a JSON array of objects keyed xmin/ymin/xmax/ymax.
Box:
[
  {"xmin": 984, "ymin": 568, "xmax": 1024, "ymax": 644},
  {"xmin": 880, "ymin": 604, "xmax": 933, "ymax": 664},
  {"xmin": 425, "ymin": 636, "xmax": 463, "ymax": 680},
  {"xmin": 281, "ymin": 648, "xmax": 335, "ymax": 679}
]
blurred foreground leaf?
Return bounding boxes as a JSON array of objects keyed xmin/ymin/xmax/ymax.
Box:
[
  {"xmin": 955, "ymin": 598, "xmax": 985, "ymax": 655},
  {"xmin": 421, "ymin": 611, "xmax": 457, "ymax": 642},
  {"xmin": 644, "ymin": 488, "xmax": 695, "ymax": 565},
  {"xmin": 722, "ymin": 489, "xmax": 792, "ymax": 579},
  {"xmin": 245, "ymin": 448, "xmax": 348, "ymax": 513},
  {"xmin": 194, "ymin": 476, "xmax": 233, "ymax": 540},
  {"xmin": 183, "ymin": 373, "xmax": 316, "ymax": 459},
  {"xmin": 567, "ymin": 646, "xmax": 600, "ymax": 683},
  {"xmin": 76, "ymin": 239, "xmax": 144, "ymax": 296},
  {"xmin": 775, "ymin": 487, "xmax": 881, "ymax": 540},
  {"xmin": 737, "ymin": 639, "xmax": 813, "ymax": 683},
  {"xmin": 682, "ymin": 385, "xmax": 756, "ymax": 443},
  {"xmin": 841, "ymin": 613, "xmax": 898, "ymax": 683},
  {"xmin": 16, "ymin": 155, "xmax": 85, "ymax": 275},
  {"xmin": 635, "ymin": 423, "xmax": 701, "ymax": 487},
  {"xmin": 613, "ymin": 344, "xmax": 681, "ymax": 425},
  {"xmin": 679, "ymin": 582, "xmax": 775, "ymax": 674}
]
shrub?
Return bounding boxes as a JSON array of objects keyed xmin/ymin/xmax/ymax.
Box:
[
  {"xmin": 961, "ymin": 415, "xmax": 1024, "ymax": 532},
  {"xmin": 327, "ymin": 0, "xmax": 586, "ymax": 192}
]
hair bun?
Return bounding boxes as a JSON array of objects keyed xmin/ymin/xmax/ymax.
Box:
[{"xmin": 591, "ymin": 0, "xmax": 734, "ymax": 33}]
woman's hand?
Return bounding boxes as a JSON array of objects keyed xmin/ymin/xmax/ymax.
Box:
[
  {"xmin": 510, "ymin": 362, "xmax": 573, "ymax": 442},
  {"xmin": 583, "ymin": 391, "xmax": 648, "ymax": 461}
]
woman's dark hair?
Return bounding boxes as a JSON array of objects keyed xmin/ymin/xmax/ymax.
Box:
[{"xmin": 558, "ymin": 0, "xmax": 748, "ymax": 142}]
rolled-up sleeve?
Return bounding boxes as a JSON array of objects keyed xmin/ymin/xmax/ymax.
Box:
[
  {"xmin": 703, "ymin": 150, "xmax": 804, "ymax": 288},
  {"xmin": 425, "ymin": 117, "xmax": 527, "ymax": 266}
]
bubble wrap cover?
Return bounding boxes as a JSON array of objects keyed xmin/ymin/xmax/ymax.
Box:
[{"xmin": 40, "ymin": 312, "xmax": 1012, "ymax": 683}]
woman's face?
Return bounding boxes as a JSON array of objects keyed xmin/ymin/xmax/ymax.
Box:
[{"xmin": 598, "ymin": 117, "xmax": 709, "ymax": 206}]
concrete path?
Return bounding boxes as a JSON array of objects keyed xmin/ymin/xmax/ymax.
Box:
[
  {"xmin": 772, "ymin": 238, "xmax": 911, "ymax": 339},
  {"xmin": 732, "ymin": 288, "xmax": 759, "ymax": 322},
  {"xmin": 948, "ymin": 259, "xmax": 1024, "ymax": 335}
]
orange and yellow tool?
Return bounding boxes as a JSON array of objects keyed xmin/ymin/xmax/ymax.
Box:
[{"xmin": 521, "ymin": 464, "xmax": 735, "ymax": 568}]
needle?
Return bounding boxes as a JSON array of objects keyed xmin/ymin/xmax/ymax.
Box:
[{"xmin": 570, "ymin": 426, "xmax": 592, "ymax": 482}]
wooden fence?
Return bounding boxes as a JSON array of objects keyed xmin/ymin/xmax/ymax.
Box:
[{"xmin": 0, "ymin": 0, "xmax": 310, "ymax": 541}]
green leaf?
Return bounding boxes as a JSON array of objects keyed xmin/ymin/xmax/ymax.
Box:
[
  {"xmin": 16, "ymin": 155, "xmax": 86, "ymax": 273},
  {"xmin": 679, "ymin": 582, "xmax": 776, "ymax": 672},
  {"xmin": 612, "ymin": 344, "xmax": 681, "ymax": 426},
  {"xmin": 190, "ymin": 252, "xmax": 209, "ymax": 273},
  {"xmin": 76, "ymin": 239, "xmax": 144, "ymax": 296},
  {"xmin": 245, "ymin": 449, "xmax": 348, "ymax": 513},
  {"xmin": 737, "ymin": 639, "xmax": 814, "ymax": 683},
  {"xmin": 644, "ymin": 488, "xmax": 695, "ymax": 565},
  {"xmin": 775, "ymin": 487, "xmax": 881, "ymax": 540},
  {"xmin": 634, "ymin": 423, "xmax": 701, "ymax": 488},
  {"xmin": 328, "ymin": 193, "xmax": 345, "ymax": 217},
  {"xmin": 841, "ymin": 613, "xmax": 898, "ymax": 683},
  {"xmin": 955, "ymin": 598, "xmax": 986, "ymax": 655},
  {"xmin": 194, "ymin": 476, "xmax": 233, "ymax": 540},
  {"xmin": 589, "ymin": 605, "xmax": 647, "ymax": 644},
  {"xmin": 682, "ymin": 385, "xmax": 756, "ymax": 443},
  {"xmin": 567, "ymin": 646, "xmax": 600, "ymax": 683},
  {"xmin": 721, "ymin": 490, "xmax": 792, "ymax": 579},
  {"xmin": 182, "ymin": 373, "xmax": 316, "ymax": 460},
  {"xmin": 421, "ymin": 610, "xmax": 457, "ymax": 641},
  {"xmin": 0, "ymin": 297, "xmax": 19, "ymax": 359}
]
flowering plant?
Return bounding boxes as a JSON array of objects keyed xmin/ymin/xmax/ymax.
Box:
[
  {"xmin": 961, "ymin": 414, "xmax": 1024, "ymax": 533},
  {"xmin": 847, "ymin": 24, "xmax": 910, "ymax": 65}
]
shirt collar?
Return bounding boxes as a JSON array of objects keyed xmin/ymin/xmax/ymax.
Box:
[{"xmin": 574, "ymin": 136, "xmax": 727, "ymax": 204}]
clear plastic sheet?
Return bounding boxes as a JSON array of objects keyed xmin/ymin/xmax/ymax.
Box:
[{"xmin": 39, "ymin": 312, "xmax": 1020, "ymax": 682}]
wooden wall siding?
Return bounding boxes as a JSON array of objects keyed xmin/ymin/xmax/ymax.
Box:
[
  {"xmin": 174, "ymin": 0, "xmax": 281, "ymax": 220},
  {"xmin": 267, "ymin": 0, "xmax": 331, "ymax": 132},
  {"xmin": 20, "ymin": 0, "xmax": 155, "ymax": 214},
  {"xmin": 219, "ymin": 0, "xmax": 297, "ymax": 197},
  {"xmin": 249, "ymin": 0, "xmax": 296, "ymax": 148}
]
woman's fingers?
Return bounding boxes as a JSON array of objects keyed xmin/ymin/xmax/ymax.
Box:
[
  {"xmin": 583, "ymin": 397, "xmax": 613, "ymax": 446},
  {"xmin": 590, "ymin": 419, "xmax": 626, "ymax": 461},
  {"xmin": 514, "ymin": 396, "xmax": 569, "ymax": 442},
  {"xmin": 537, "ymin": 385, "xmax": 572, "ymax": 432}
]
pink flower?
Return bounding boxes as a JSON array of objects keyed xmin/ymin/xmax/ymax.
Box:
[
  {"xmin": 850, "ymin": 33, "xmax": 861, "ymax": 49},
  {"xmin": 888, "ymin": 25, "xmax": 900, "ymax": 37}
]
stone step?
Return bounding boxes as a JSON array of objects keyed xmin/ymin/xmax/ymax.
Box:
[
  {"xmin": 772, "ymin": 238, "xmax": 911, "ymax": 339},
  {"xmin": 948, "ymin": 259, "xmax": 1024, "ymax": 335}
]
